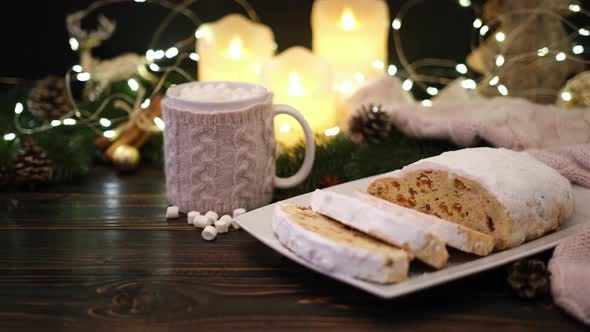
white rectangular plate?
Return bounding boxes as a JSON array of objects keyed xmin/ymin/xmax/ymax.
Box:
[{"xmin": 235, "ymin": 175, "xmax": 590, "ymax": 299}]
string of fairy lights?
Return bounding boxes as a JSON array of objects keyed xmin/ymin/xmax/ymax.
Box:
[{"xmin": 3, "ymin": 0, "xmax": 590, "ymax": 143}]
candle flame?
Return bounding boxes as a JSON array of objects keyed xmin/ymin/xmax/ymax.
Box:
[
  {"xmin": 287, "ymin": 72, "xmax": 304, "ymax": 96},
  {"xmin": 228, "ymin": 36, "xmax": 242, "ymax": 59},
  {"xmin": 340, "ymin": 7, "xmax": 357, "ymax": 30}
]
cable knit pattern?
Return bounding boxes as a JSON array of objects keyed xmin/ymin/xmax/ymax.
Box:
[
  {"xmin": 163, "ymin": 103, "xmax": 178, "ymax": 206},
  {"xmin": 261, "ymin": 110, "xmax": 276, "ymax": 199},
  {"xmin": 162, "ymin": 94, "xmax": 275, "ymax": 213},
  {"xmin": 549, "ymin": 226, "xmax": 590, "ymax": 326},
  {"xmin": 231, "ymin": 120, "xmax": 257, "ymax": 204}
]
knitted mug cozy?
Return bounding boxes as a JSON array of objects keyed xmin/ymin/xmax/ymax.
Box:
[{"xmin": 162, "ymin": 94, "xmax": 275, "ymax": 213}]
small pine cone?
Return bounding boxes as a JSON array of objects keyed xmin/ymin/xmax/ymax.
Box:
[
  {"xmin": 27, "ymin": 76, "xmax": 72, "ymax": 120},
  {"xmin": 348, "ymin": 104, "xmax": 393, "ymax": 144},
  {"xmin": 12, "ymin": 139, "xmax": 54, "ymax": 185},
  {"xmin": 507, "ymin": 259, "xmax": 551, "ymax": 299}
]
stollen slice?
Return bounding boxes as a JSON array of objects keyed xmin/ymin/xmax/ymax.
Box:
[
  {"xmin": 272, "ymin": 203, "xmax": 410, "ymax": 283},
  {"xmin": 354, "ymin": 191, "xmax": 495, "ymax": 256},
  {"xmin": 310, "ymin": 189, "xmax": 449, "ymax": 269}
]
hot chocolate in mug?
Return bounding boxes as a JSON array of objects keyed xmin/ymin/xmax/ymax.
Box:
[{"xmin": 161, "ymin": 81, "xmax": 315, "ymax": 213}]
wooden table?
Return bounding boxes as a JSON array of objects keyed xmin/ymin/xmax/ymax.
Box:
[{"xmin": 1, "ymin": 167, "xmax": 586, "ymax": 331}]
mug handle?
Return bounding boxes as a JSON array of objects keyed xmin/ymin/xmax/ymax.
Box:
[{"xmin": 272, "ymin": 105, "xmax": 315, "ymax": 189}]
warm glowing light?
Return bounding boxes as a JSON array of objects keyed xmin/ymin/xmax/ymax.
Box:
[
  {"xmin": 489, "ymin": 76, "xmax": 499, "ymax": 86},
  {"xmin": 495, "ymin": 55, "xmax": 505, "ymax": 67},
  {"xmin": 103, "ymin": 130, "xmax": 116, "ymax": 138},
  {"xmin": 63, "ymin": 118, "xmax": 76, "ymax": 125},
  {"xmin": 392, "ymin": 18, "xmax": 402, "ymax": 30},
  {"xmin": 495, "ymin": 32, "xmax": 506, "ymax": 42},
  {"xmin": 287, "ymin": 72, "xmax": 304, "ymax": 97},
  {"xmin": 569, "ymin": 4, "xmax": 581, "ymax": 12},
  {"xmin": 555, "ymin": 52, "xmax": 566, "ymax": 61},
  {"xmin": 154, "ymin": 117, "xmax": 165, "ymax": 130},
  {"xmin": 372, "ymin": 60, "xmax": 385, "ymax": 70},
  {"xmin": 72, "ymin": 65, "xmax": 83, "ymax": 73},
  {"xmin": 154, "ymin": 50, "xmax": 165, "ymax": 59},
  {"xmin": 14, "ymin": 103, "xmax": 23, "ymax": 114},
  {"xmin": 387, "ymin": 64, "xmax": 397, "ymax": 76},
  {"xmin": 497, "ymin": 84, "xmax": 508, "ymax": 96},
  {"xmin": 561, "ymin": 91, "xmax": 573, "ymax": 101},
  {"xmin": 190, "ymin": 52, "xmax": 200, "ymax": 61},
  {"xmin": 354, "ymin": 72, "xmax": 365, "ymax": 82},
  {"xmin": 461, "ymin": 79, "xmax": 476, "ymax": 89},
  {"xmin": 227, "ymin": 36, "xmax": 243, "ymax": 60},
  {"xmin": 149, "ymin": 63, "xmax": 160, "ymax": 71},
  {"xmin": 279, "ymin": 124, "xmax": 291, "ymax": 133},
  {"xmin": 402, "ymin": 79, "xmax": 413, "ymax": 91},
  {"xmin": 579, "ymin": 28, "xmax": 590, "ymax": 36},
  {"xmin": 77, "ymin": 72, "xmax": 91, "ymax": 81},
  {"xmin": 455, "ymin": 63, "xmax": 468, "ymax": 74},
  {"xmin": 458, "ymin": 0, "xmax": 471, "ymax": 7},
  {"xmin": 421, "ymin": 100, "xmax": 432, "ymax": 107},
  {"xmin": 480, "ymin": 25, "xmax": 489, "ymax": 36},
  {"xmin": 99, "ymin": 118, "xmax": 111, "ymax": 127},
  {"xmin": 146, "ymin": 49, "xmax": 155, "ymax": 61},
  {"xmin": 473, "ymin": 18, "xmax": 482, "ymax": 28},
  {"xmin": 128, "ymin": 78, "xmax": 139, "ymax": 91},
  {"xmin": 141, "ymin": 99, "xmax": 151, "ymax": 109},
  {"xmin": 573, "ymin": 45, "xmax": 584, "ymax": 54},
  {"xmin": 340, "ymin": 7, "xmax": 357, "ymax": 30},
  {"xmin": 338, "ymin": 81, "xmax": 353, "ymax": 94},
  {"xmin": 324, "ymin": 126, "xmax": 340, "ymax": 136},
  {"xmin": 3, "ymin": 133, "xmax": 15, "ymax": 141},
  {"xmin": 537, "ymin": 47, "xmax": 549, "ymax": 57},
  {"xmin": 165, "ymin": 47, "xmax": 179, "ymax": 58},
  {"xmin": 426, "ymin": 86, "xmax": 438, "ymax": 96},
  {"xmin": 134, "ymin": 0, "xmax": 146, "ymax": 3},
  {"xmin": 69, "ymin": 38, "xmax": 79, "ymax": 51},
  {"xmin": 51, "ymin": 120, "xmax": 61, "ymax": 127}
]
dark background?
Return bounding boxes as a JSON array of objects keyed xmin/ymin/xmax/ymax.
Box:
[{"xmin": 1, "ymin": 0, "xmax": 589, "ymax": 80}]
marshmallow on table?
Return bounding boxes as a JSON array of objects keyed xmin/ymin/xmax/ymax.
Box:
[
  {"xmin": 215, "ymin": 219, "xmax": 229, "ymax": 233},
  {"xmin": 187, "ymin": 211, "xmax": 200, "ymax": 225},
  {"xmin": 204, "ymin": 211, "xmax": 219, "ymax": 223},
  {"xmin": 233, "ymin": 208, "xmax": 246, "ymax": 218},
  {"xmin": 166, "ymin": 206, "xmax": 179, "ymax": 219},
  {"xmin": 202, "ymin": 225, "xmax": 217, "ymax": 241},
  {"xmin": 219, "ymin": 215, "xmax": 232, "ymax": 223},
  {"xmin": 232, "ymin": 208, "xmax": 246, "ymax": 229},
  {"xmin": 193, "ymin": 215, "xmax": 211, "ymax": 229}
]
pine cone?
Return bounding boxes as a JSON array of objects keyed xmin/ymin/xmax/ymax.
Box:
[
  {"xmin": 507, "ymin": 259, "xmax": 551, "ymax": 299},
  {"xmin": 348, "ymin": 104, "xmax": 393, "ymax": 144},
  {"xmin": 12, "ymin": 139, "xmax": 53, "ymax": 185},
  {"xmin": 27, "ymin": 76, "xmax": 72, "ymax": 120}
]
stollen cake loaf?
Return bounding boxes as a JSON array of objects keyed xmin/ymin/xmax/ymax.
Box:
[
  {"xmin": 310, "ymin": 190, "xmax": 449, "ymax": 269},
  {"xmin": 353, "ymin": 191, "xmax": 495, "ymax": 256},
  {"xmin": 368, "ymin": 148, "xmax": 575, "ymax": 250},
  {"xmin": 272, "ymin": 203, "xmax": 410, "ymax": 283}
]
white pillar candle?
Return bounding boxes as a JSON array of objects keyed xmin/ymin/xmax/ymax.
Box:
[
  {"xmin": 260, "ymin": 46, "xmax": 336, "ymax": 145},
  {"xmin": 196, "ymin": 14, "xmax": 276, "ymax": 83},
  {"xmin": 312, "ymin": 0, "xmax": 390, "ymax": 96}
]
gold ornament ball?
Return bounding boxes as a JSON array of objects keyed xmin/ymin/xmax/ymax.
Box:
[{"xmin": 112, "ymin": 145, "xmax": 140, "ymax": 171}]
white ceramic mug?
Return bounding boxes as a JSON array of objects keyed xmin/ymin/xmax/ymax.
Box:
[{"xmin": 161, "ymin": 81, "xmax": 315, "ymax": 213}]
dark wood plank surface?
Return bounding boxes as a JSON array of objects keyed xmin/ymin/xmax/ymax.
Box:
[{"xmin": 0, "ymin": 167, "xmax": 586, "ymax": 331}]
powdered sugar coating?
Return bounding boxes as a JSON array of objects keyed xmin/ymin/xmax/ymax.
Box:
[
  {"xmin": 310, "ymin": 190, "xmax": 429, "ymax": 253},
  {"xmin": 272, "ymin": 204, "xmax": 408, "ymax": 283},
  {"xmin": 387, "ymin": 147, "xmax": 575, "ymax": 246}
]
